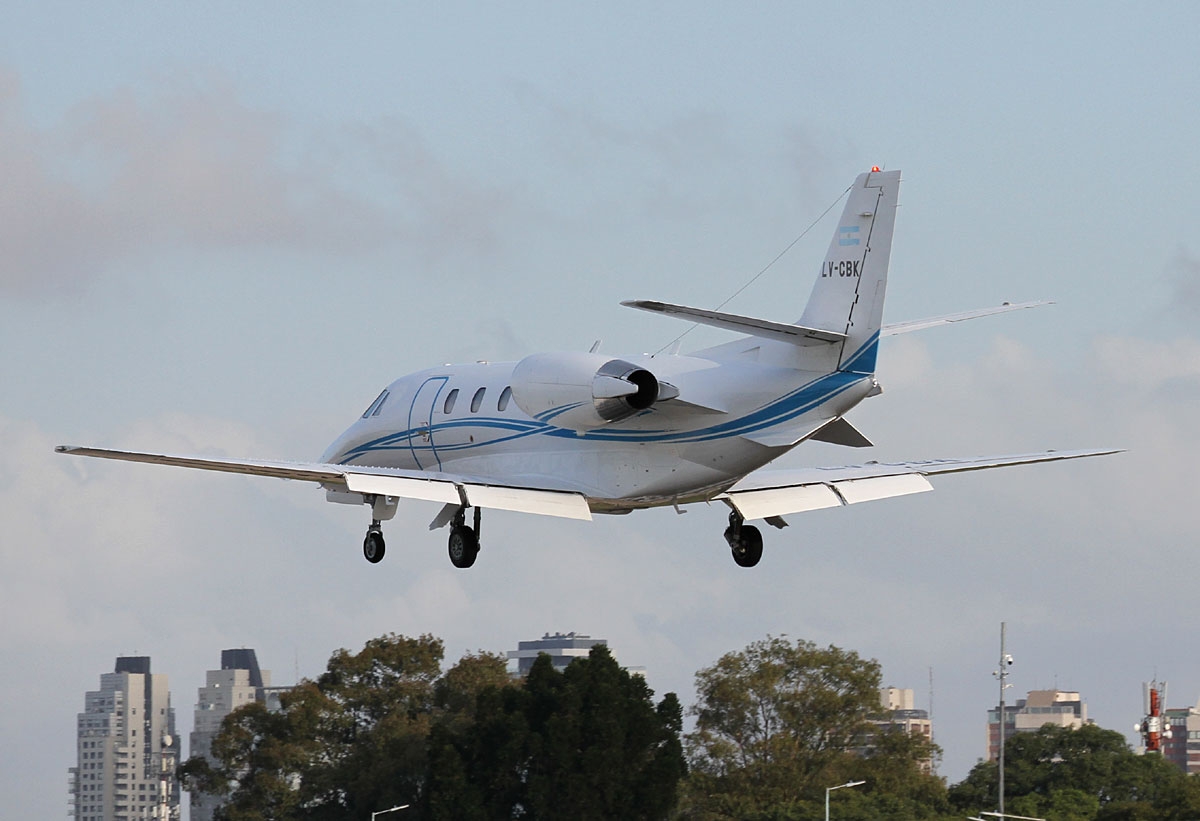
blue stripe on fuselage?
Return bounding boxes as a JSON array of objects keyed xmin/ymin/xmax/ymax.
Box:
[{"xmin": 334, "ymin": 369, "xmax": 868, "ymax": 465}]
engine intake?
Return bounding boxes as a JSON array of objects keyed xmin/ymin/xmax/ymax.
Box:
[{"xmin": 510, "ymin": 352, "xmax": 661, "ymax": 431}]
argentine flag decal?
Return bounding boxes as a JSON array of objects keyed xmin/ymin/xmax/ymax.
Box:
[{"xmin": 838, "ymin": 225, "xmax": 860, "ymax": 246}]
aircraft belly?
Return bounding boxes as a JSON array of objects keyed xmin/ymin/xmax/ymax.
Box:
[{"xmin": 439, "ymin": 437, "xmax": 736, "ymax": 504}]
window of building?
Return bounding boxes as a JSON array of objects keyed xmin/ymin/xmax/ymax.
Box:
[
  {"xmin": 443, "ymin": 389, "xmax": 459, "ymax": 414},
  {"xmin": 470, "ymin": 387, "xmax": 486, "ymax": 413},
  {"xmin": 498, "ymin": 386, "xmax": 512, "ymax": 412}
]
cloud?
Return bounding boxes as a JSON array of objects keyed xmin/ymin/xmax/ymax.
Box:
[{"xmin": 0, "ymin": 70, "xmax": 512, "ymax": 299}]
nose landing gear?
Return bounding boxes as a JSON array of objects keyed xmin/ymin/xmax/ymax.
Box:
[{"xmin": 363, "ymin": 521, "xmax": 385, "ymax": 563}]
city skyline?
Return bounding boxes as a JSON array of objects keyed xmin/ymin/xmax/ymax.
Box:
[{"xmin": 71, "ymin": 636, "xmax": 1200, "ymax": 789}]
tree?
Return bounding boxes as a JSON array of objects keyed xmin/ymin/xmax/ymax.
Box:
[
  {"xmin": 181, "ymin": 634, "xmax": 511, "ymax": 820},
  {"xmin": 948, "ymin": 723, "xmax": 1200, "ymax": 820},
  {"xmin": 681, "ymin": 636, "xmax": 946, "ymax": 820},
  {"xmin": 425, "ymin": 645, "xmax": 686, "ymax": 820},
  {"xmin": 182, "ymin": 635, "xmax": 684, "ymax": 820}
]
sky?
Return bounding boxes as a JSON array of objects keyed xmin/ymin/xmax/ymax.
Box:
[{"xmin": 3, "ymin": 2, "xmax": 1200, "ymax": 817}]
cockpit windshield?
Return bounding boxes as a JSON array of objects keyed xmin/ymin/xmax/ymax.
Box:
[{"xmin": 361, "ymin": 389, "xmax": 390, "ymax": 418}]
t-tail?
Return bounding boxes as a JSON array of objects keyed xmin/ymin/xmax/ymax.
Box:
[{"xmin": 798, "ymin": 168, "xmax": 901, "ymax": 374}]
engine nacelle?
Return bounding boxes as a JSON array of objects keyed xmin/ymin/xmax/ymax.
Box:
[{"xmin": 510, "ymin": 351, "xmax": 660, "ymax": 430}]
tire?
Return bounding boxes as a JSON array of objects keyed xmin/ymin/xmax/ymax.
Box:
[
  {"xmin": 731, "ymin": 525, "xmax": 763, "ymax": 568},
  {"xmin": 448, "ymin": 525, "xmax": 479, "ymax": 568},
  {"xmin": 363, "ymin": 529, "xmax": 386, "ymax": 563}
]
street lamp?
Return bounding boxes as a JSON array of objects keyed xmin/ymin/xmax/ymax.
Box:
[
  {"xmin": 825, "ymin": 779, "xmax": 865, "ymax": 821},
  {"xmin": 371, "ymin": 805, "xmax": 409, "ymax": 820}
]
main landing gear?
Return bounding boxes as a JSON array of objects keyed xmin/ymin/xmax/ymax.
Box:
[
  {"xmin": 447, "ymin": 506, "xmax": 481, "ymax": 569},
  {"xmin": 360, "ymin": 506, "xmax": 482, "ymax": 568},
  {"xmin": 724, "ymin": 510, "xmax": 763, "ymax": 568}
]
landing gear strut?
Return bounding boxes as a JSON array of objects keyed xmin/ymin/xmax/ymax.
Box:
[
  {"xmin": 448, "ymin": 506, "xmax": 481, "ymax": 569},
  {"xmin": 363, "ymin": 520, "xmax": 385, "ymax": 563},
  {"xmin": 724, "ymin": 510, "xmax": 763, "ymax": 568}
]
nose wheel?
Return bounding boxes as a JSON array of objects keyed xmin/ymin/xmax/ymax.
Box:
[
  {"xmin": 724, "ymin": 511, "xmax": 763, "ymax": 568},
  {"xmin": 363, "ymin": 522, "xmax": 385, "ymax": 563}
]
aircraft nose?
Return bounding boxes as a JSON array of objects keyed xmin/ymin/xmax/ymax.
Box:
[{"xmin": 320, "ymin": 426, "xmax": 358, "ymax": 464}]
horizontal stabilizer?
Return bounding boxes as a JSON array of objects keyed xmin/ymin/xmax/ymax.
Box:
[
  {"xmin": 882, "ymin": 301, "xmax": 1051, "ymax": 336},
  {"xmin": 722, "ymin": 448, "xmax": 1121, "ymax": 521},
  {"xmin": 621, "ymin": 300, "xmax": 845, "ymax": 347}
]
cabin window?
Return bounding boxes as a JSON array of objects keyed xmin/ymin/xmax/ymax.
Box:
[
  {"xmin": 470, "ymin": 387, "xmax": 486, "ymax": 413},
  {"xmin": 497, "ymin": 386, "xmax": 512, "ymax": 412},
  {"xmin": 443, "ymin": 388, "xmax": 459, "ymax": 414},
  {"xmin": 362, "ymin": 390, "xmax": 389, "ymax": 418}
]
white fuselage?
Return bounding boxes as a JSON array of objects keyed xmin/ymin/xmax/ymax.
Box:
[{"xmin": 321, "ymin": 351, "xmax": 876, "ymax": 512}]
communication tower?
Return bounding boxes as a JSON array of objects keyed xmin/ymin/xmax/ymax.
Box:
[{"xmin": 1137, "ymin": 680, "xmax": 1171, "ymax": 753}]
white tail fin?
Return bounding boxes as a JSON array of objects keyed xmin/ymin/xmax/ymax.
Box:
[{"xmin": 798, "ymin": 169, "xmax": 901, "ymax": 374}]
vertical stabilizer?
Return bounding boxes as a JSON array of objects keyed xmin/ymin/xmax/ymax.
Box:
[{"xmin": 798, "ymin": 169, "xmax": 901, "ymax": 374}]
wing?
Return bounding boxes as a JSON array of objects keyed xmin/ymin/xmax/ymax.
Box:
[
  {"xmin": 721, "ymin": 448, "xmax": 1121, "ymax": 520},
  {"xmin": 54, "ymin": 446, "xmax": 593, "ymax": 521}
]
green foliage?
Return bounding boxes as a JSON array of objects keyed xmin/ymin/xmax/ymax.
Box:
[
  {"xmin": 181, "ymin": 634, "xmax": 684, "ymax": 821},
  {"xmin": 180, "ymin": 634, "xmax": 511, "ymax": 821},
  {"xmin": 949, "ymin": 723, "xmax": 1200, "ymax": 820},
  {"xmin": 680, "ymin": 635, "xmax": 947, "ymax": 820},
  {"xmin": 425, "ymin": 645, "xmax": 686, "ymax": 820}
]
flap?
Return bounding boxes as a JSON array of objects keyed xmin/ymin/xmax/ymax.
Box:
[
  {"xmin": 832, "ymin": 473, "xmax": 932, "ymax": 503},
  {"xmin": 463, "ymin": 484, "xmax": 592, "ymax": 520},
  {"xmin": 344, "ymin": 473, "xmax": 463, "ymax": 504},
  {"xmin": 726, "ymin": 485, "xmax": 843, "ymax": 519}
]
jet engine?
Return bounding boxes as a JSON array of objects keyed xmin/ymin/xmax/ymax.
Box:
[{"xmin": 510, "ymin": 351, "xmax": 661, "ymax": 431}]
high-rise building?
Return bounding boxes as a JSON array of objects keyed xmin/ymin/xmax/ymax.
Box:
[
  {"xmin": 505, "ymin": 632, "xmax": 645, "ymax": 678},
  {"xmin": 190, "ymin": 649, "xmax": 288, "ymax": 821},
  {"xmin": 507, "ymin": 632, "xmax": 608, "ymax": 676},
  {"xmin": 853, "ymin": 687, "xmax": 934, "ymax": 770},
  {"xmin": 1161, "ymin": 697, "xmax": 1200, "ymax": 774},
  {"xmin": 69, "ymin": 656, "xmax": 180, "ymax": 821},
  {"xmin": 987, "ymin": 689, "xmax": 1090, "ymax": 761},
  {"xmin": 879, "ymin": 687, "xmax": 933, "ymax": 740}
]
